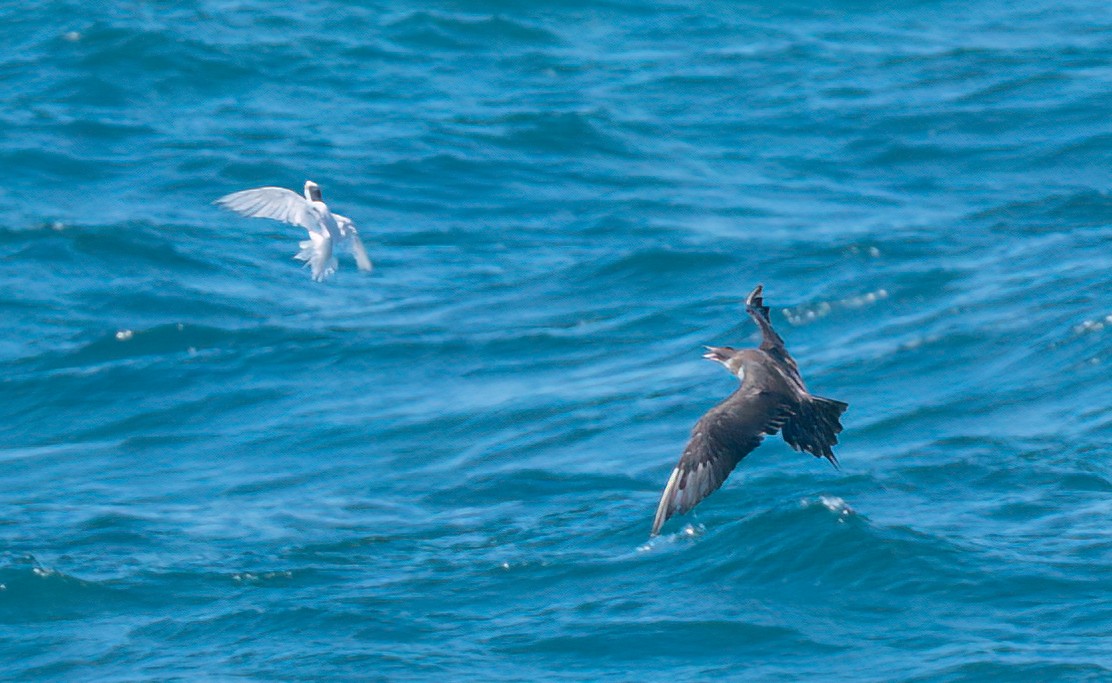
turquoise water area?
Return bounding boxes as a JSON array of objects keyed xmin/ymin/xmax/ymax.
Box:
[{"xmin": 1, "ymin": 1, "xmax": 1111, "ymax": 679}]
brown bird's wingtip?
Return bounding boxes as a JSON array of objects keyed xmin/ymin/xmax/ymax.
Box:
[{"xmin": 745, "ymin": 283, "xmax": 763, "ymax": 303}]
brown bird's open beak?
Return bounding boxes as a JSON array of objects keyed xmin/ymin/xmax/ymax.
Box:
[{"xmin": 703, "ymin": 346, "xmax": 729, "ymax": 362}]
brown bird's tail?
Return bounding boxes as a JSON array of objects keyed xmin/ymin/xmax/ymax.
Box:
[{"xmin": 781, "ymin": 395, "xmax": 848, "ymax": 468}]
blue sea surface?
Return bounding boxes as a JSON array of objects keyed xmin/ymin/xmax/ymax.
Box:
[{"xmin": 2, "ymin": 1, "xmax": 1111, "ymax": 679}]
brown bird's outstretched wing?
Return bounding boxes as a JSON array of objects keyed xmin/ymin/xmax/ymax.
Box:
[
  {"xmin": 746, "ymin": 286, "xmax": 849, "ymax": 468},
  {"xmin": 651, "ymin": 389, "xmax": 794, "ymax": 536},
  {"xmin": 745, "ymin": 284, "xmax": 803, "ymax": 387}
]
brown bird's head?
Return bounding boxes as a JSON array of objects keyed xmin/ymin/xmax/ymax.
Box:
[{"xmin": 703, "ymin": 345, "xmax": 746, "ymax": 380}]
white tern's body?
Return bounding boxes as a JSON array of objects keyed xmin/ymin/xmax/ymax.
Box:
[{"xmin": 216, "ymin": 180, "xmax": 372, "ymax": 282}]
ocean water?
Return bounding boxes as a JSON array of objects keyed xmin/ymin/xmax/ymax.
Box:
[{"xmin": 2, "ymin": 0, "xmax": 1111, "ymax": 679}]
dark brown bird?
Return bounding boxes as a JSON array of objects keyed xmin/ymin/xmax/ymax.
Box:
[{"xmin": 650, "ymin": 285, "xmax": 848, "ymax": 536}]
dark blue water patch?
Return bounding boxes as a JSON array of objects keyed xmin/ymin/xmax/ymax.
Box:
[
  {"xmin": 916, "ymin": 660, "xmax": 1111, "ymax": 682},
  {"xmin": 72, "ymin": 511, "xmax": 161, "ymax": 546},
  {"xmin": 0, "ymin": 222, "xmax": 226, "ymax": 277},
  {"xmin": 972, "ymin": 190, "xmax": 1112, "ymax": 232},
  {"xmin": 43, "ymin": 117, "xmax": 159, "ymax": 149},
  {"xmin": 586, "ymin": 247, "xmax": 736, "ymax": 286},
  {"xmin": 0, "ymin": 558, "xmax": 146, "ymax": 624},
  {"xmin": 384, "ymin": 11, "xmax": 563, "ymax": 52},
  {"xmin": 23, "ymin": 323, "xmax": 323, "ymax": 373},
  {"xmin": 955, "ymin": 70, "xmax": 1075, "ymax": 106},
  {"xmin": 492, "ymin": 618, "xmax": 833, "ymax": 661},
  {"xmin": 424, "ymin": 470, "xmax": 645, "ymax": 509},
  {"xmin": 3, "ymin": 0, "xmax": 1112, "ymax": 679},
  {"xmin": 69, "ymin": 26, "xmax": 257, "ymax": 96},
  {"xmin": 378, "ymin": 152, "xmax": 543, "ymax": 202},
  {"xmin": 0, "ymin": 147, "xmax": 121, "ymax": 183},
  {"xmin": 1038, "ymin": 131, "xmax": 1112, "ymax": 168},
  {"xmin": 463, "ymin": 110, "xmax": 640, "ymax": 158}
]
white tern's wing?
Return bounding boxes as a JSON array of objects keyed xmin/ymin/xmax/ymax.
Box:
[
  {"xmin": 215, "ymin": 187, "xmax": 322, "ymax": 233},
  {"xmin": 334, "ymin": 214, "xmax": 372, "ymax": 273}
]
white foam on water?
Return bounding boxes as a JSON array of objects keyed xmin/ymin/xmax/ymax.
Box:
[
  {"xmin": 802, "ymin": 496, "xmax": 855, "ymax": 522},
  {"xmin": 784, "ymin": 289, "xmax": 888, "ymax": 326},
  {"xmin": 637, "ymin": 522, "xmax": 705, "ymax": 552}
]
